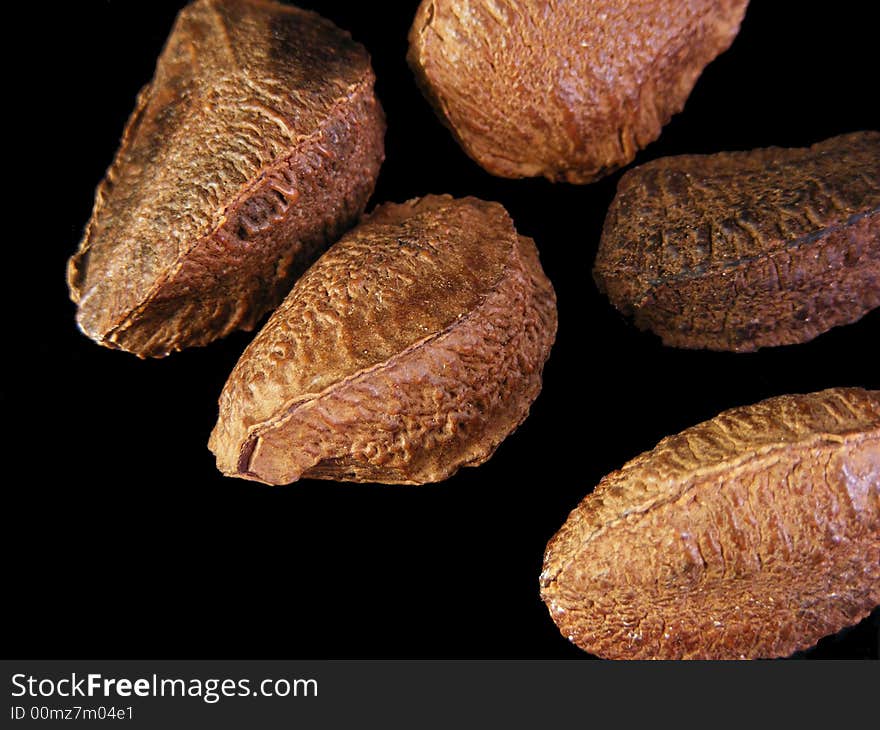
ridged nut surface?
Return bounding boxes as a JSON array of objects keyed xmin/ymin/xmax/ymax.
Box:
[
  {"xmin": 541, "ymin": 387, "xmax": 880, "ymax": 660},
  {"xmin": 408, "ymin": 0, "xmax": 748, "ymax": 182},
  {"xmin": 68, "ymin": 0, "xmax": 385, "ymax": 357},
  {"xmin": 594, "ymin": 131, "xmax": 880, "ymax": 351},
  {"xmin": 209, "ymin": 195, "xmax": 557, "ymax": 485}
]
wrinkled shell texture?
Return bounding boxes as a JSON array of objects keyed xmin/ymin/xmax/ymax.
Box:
[
  {"xmin": 408, "ymin": 0, "xmax": 748, "ymax": 182},
  {"xmin": 209, "ymin": 195, "xmax": 558, "ymax": 485},
  {"xmin": 68, "ymin": 0, "xmax": 385, "ymax": 357},
  {"xmin": 540, "ymin": 388, "xmax": 880, "ymax": 660},
  {"xmin": 594, "ymin": 131, "xmax": 880, "ymax": 351}
]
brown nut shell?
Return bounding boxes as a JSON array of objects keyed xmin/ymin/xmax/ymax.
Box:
[
  {"xmin": 408, "ymin": 0, "xmax": 748, "ymax": 182},
  {"xmin": 593, "ymin": 131, "xmax": 880, "ymax": 351},
  {"xmin": 67, "ymin": 0, "xmax": 385, "ymax": 357},
  {"xmin": 540, "ymin": 387, "xmax": 880, "ymax": 660},
  {"xmin": 208, "ymin": 195, "xmax": 557, "ymax": 485}
]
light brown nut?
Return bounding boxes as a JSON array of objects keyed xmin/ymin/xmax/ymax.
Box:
[
  {"xmin": 593, "ymin": 131, "xmax": 880, "ymax": 351},
  {"xmin": 67, "ymin": 0, "xmax": 385, "ymax": 357},
  {"xmin": 407, "ymin": 0, "xmax": 748, "ymax": 183},
  {"xmin": 208, "ymin": 195, "xmax": 557, "ymax": 485},
  {"xmin": 540, "ymin": 387, "xmax": 880, "ymax": 660}
]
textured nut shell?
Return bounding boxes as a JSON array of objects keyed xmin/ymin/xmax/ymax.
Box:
[
  {"xmin": 407, "ymin": 0, "xmax": 748, "ymax": 182},
  {"xmin": 540, "ymin": 388, "xmax": 880, "ymax": 660},
  {"xmin": 67, "ymin": 0, "xmax": 385, "ymax": 357},
  {"xmin": 209, "ymin": 195, "xmax": 557, "ymax": 485},
  {"xmin": 594, "ymin": 131, "xmax": 880, "ymax": 351}
]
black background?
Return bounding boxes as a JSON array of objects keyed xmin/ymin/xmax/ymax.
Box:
[{"xmin": 6, "ymin": 1, "xmax": 878, "ymax": 659}]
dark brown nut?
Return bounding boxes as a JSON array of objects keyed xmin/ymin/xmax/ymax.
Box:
[
  {"xmin": 407, "ymin": 0, "xmax": 748, "ymax": 183},
  {"xmin": 594, "ymin": 131, "xmax": 880, "ymax": 351},
  {"xmin": 208, "ymin": 195, "xmax": 557, "ymax": 485},
  {"xmin": 540, "ymin": 387, "xmax": 880, "ymax": 660},
  {"xmin": 67, "ymin": 0, "xmax": 385, "ymax": 357}
]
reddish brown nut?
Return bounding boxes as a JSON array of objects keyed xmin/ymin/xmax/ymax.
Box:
[
  {"xmin": 208, "ymin": 195, "xmax": 557, "ymax": 485},
  {"xmin": 67, "ymin": 0, "xmax": 385, "ymax": 357},
  {"xmin": 407, "ymin": 0, "xmax": 748, "ymax": 183},
  {"xmin": 594, "ymin": 131, "xmax": 880, "ymax": 351},
  {"xmin": 540, "ymin": 387, "xmax": 880, "ymax": 660}
]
